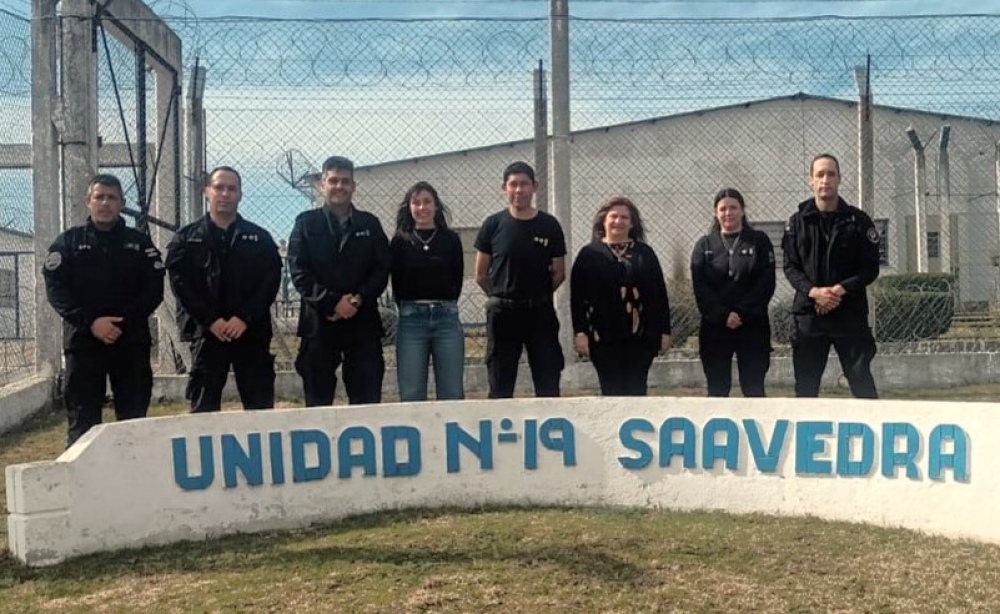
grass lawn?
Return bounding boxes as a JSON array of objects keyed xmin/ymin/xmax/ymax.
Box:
[{"xmin": 2, "ymin": 387, "xmax": 1000, "ymax": 612}]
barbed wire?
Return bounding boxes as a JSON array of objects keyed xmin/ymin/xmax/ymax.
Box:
[
  {"xmin": 6, "ymin": 9, "xmax": 1000, "ymax": 372},
  {"xmin": 5, "ymin": 11, "xmax": 1000, "ymax": 107}
]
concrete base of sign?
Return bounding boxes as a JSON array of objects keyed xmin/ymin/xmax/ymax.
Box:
[{"xmin": 6, "ymin": 396, "xmax": 990, "ymax": 567}]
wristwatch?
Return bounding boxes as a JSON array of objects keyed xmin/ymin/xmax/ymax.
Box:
[{"xmin": 348, "ymin": 295, "xmax": 362, "ymax": 308}]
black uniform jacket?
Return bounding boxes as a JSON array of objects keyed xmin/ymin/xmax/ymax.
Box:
[
  {"xmin": 165, "ymin": 215, "xmax": 282, "ymax": 342},
  {"xmin": 782, "ymin": 197, "xmax": 880, "ymax": 323},
  {"xmin": 43, "ymin": 217, "xmax": 165, "ymax": 350},
  {"xmin": 287, "ymin": 205, "xmax": 390, "ymax": 338},
  {"xmin": 691, "ymin": 227, "xmax": 776, "ymax": 329}
]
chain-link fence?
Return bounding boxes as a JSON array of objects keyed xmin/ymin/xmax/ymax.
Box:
[
  {"xmin": 566, "ymin": 17, "xmax": 1000, "ymax": 356},
  {"xmin": 6, "ymin": 5, "xmax": 1000, "ymax": 386},
  {"xmin": 163, "ymin": 14, "xmax": 1000, "ymax": 368},
  {"xmin": 0, "ymin": 9, "xmax": 32, "ymax": 385}
]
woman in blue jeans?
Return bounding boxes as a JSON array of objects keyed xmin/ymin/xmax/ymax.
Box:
[{"xmin": 390, "ymin": 181, "xmax": 466, "ymax": 401}]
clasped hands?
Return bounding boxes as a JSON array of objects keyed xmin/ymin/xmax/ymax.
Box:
[
  {"xmin": 209, "ymin": 317, "xmax": 248, "ymax": 342},
  {"xmin": 326, "ymin": 294, "xmax": 362, "ymax": 322},
  {"xmin": 809, "ymin": 284, "xmax": 846, "ymax": 316}
]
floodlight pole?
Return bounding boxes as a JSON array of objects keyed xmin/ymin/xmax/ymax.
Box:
[
  {"xmin": 854, "ymin": 59, "xmax": 874, "ymax": 216},
  {"xmin": 937, "ymin": 125, "xmax": 951, "ymax": 274},
  {"xmin": 905, "ymin": 126, "xmax": 927, "ymax": 274}
]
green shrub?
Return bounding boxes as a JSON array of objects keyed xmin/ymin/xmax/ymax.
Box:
[
  {"xmin": 872, "ymin": 274, "xmax": 955, "ymax": 342},
  {"xmin": 769, "ymin": 298, "xmax": 795, "ymax": 345},
  {"xmin": 668, "ymin": 278, "xmax": 698, "ymax": 349}
]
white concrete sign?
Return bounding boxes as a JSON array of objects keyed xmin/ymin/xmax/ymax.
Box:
[{"xmin": 6, "ymin": 397, "xmax": 991, "ymax": 566}]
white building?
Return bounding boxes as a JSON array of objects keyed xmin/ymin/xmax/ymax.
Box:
[{"xmin": 352, "ymin": 93, "xmax": 1000, "ymax": 321}]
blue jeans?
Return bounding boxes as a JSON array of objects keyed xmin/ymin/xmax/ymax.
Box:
[{"xmin": 395, "ymin": 301, "xmax": 465, "ymax": 401}]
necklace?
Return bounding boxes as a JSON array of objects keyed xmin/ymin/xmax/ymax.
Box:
[
  {"xmin": 721, "ymin": 230, "xmax": 742, "ymax": 278},
  {"xmin": 606, "ymin": 240, "xmax": 633, "ymax": 261},
  {"xmin": 415, "ymin": 228, "xmax": 438, "ymax": 252}
]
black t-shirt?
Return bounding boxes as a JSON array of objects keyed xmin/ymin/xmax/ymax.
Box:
[
  {"xmin": 474, "ymin": 210, "xmax": 566, "ymax": 299},
  {"xmin": 390, "ymin": 228, "xmax": 464, "ymax": 302}
]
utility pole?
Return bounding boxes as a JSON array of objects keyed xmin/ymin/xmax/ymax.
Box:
[{"xmin": 550, "ymin": 0, "xmax": 573, "ymax": 361}]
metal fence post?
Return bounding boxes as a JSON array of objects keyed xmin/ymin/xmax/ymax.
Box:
[{"xmin": 534, "ymin": 60, "xmax": 549, "ymax": 213}]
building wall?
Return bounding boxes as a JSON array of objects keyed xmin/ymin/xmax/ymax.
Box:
[{"xmin": 355, "ymin": 97, "xmax": 1000, "ymax": 313}]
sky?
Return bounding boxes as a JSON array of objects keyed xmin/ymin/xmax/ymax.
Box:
[
  {"xmin": 3, "ymin": 0, "xmax": 994, "ymax": 20},
  {"xmin": 170, "ymin": 0, "xmax": 999, "ymax": 20}
]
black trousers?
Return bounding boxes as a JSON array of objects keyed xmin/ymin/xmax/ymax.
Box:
[
  {"xmin": 485, "ymin": 301, "xmax": 563, "ymax": 398},
  {"xmin": 186, "ymin": 335, "xmax": 275, "ymax": 413},
  {"xmin": 792, "ymin": 323, "xmax": 878, "ymax": 399},
  {"xmin": 63, "ymin": 343, "xmax": 152, "ymax": 446},
  {"xmin": 295, "ymin": 324, "xmax": 384, "ymax": 406},
  {"xmin": 590, "ymin": 341, "xmax": 656, "ymax": 396},
  {"xmin": 698, "ymin": 322, "xmax": 771, "ymax": 397}
]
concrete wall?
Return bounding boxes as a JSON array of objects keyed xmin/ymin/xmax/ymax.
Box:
[
  {"xmin": 148, "ymin": 352, "xmax": 1000, "ymax": 404},
  {"xmin": 2, "ymin": 350, "xmax": 997, "ymax": 433},
  {"xmin": 0, "ymin": 376, "xmax": 53, "ymax": 435},
  {"xmin": 6, "ymin": 395, "xmax": 984, "ymax": 566}
]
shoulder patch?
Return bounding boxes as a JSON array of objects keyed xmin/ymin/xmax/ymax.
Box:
[
  {"xmin": 44, "ymin": 251, "xmax": 62, "ymax": 271},
  {"xmin": 867, "ymin": 227, "xmax": 880, "ymax": 244}
]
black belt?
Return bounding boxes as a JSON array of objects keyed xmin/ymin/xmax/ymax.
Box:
[{"xmin": 487, "ymin": 296, "xmax": 552, "ymax": 309}]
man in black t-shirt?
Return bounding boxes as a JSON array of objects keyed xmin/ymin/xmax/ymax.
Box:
[{"xmin": 474, "ymin": 161, "xmax": 567, "ymax": 398}]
